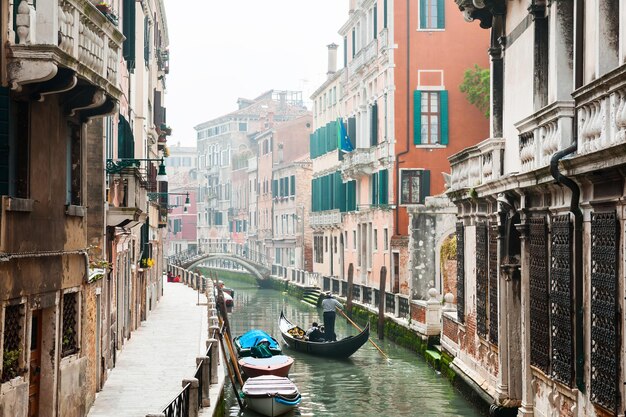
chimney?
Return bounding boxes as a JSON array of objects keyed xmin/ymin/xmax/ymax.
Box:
[{"xmin": 327, "ymin": 43, "xmax": 338, "ymax": 77}]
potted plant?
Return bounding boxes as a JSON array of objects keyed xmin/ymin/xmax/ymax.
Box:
[
  {"xmin": 95, "ymin": 2, "xmax": 118, "ymax": 25},
  {"xmin": 1, "ymin": 349, "xmax": 22, "ymax": 383}
]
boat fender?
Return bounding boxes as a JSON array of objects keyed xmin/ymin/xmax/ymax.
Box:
[{"xmin": 274, "ymin": 394, "xmax": 302, "ymax": 406}]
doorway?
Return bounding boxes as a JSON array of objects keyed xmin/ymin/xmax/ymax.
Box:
[{"xmin": 28, "ymin": 309, "xmax": 42, "ymax": 417}]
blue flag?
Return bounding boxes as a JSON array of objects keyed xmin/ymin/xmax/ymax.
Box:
[{"xmin": 337, "ymin": 118, "xmax": 353, "ymax": 153}]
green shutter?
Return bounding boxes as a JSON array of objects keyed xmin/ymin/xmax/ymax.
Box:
[
  {"xmin": 333, "ymin": 172, "xmax": 342, "ymax": 210},
  {"xmin": 118, "ymin": 115, "xmax": 135, "ymax": 159},
  {"xmin": 0, "ymin": 87, "xmax": 9, "ymax": 195},
  {"xmin": 440, "ymin": 90, "xmax": 449, "ymax": 145},
  {"xmin": 437, "ymin": 0, "xmax": 445, "ymax": 29},
  {"xmin": 347, "ymin": 181, "xmax": 356, "ymax": 211},
  {"xmin": 310, "ymin": 133, "xmax": 315, "ymax": 158},
  {"xmin": 122, "ymin": 0, "xmax": 136, "ymax": 71},
  {"xmin": 371, "ymin": 102, "xmax": 378, "ymax": 146},
  {"xmin": 378, "ymin": 169, "xmax": 388, "ymax": 205},
  {"xmin": 420, "ymin": 170, "xmax": 431, "ymax": 203},
  {"xmin": 290, "ymin": 175, "xmax": 295, "ymax": 196},
  {"xmin": 371, "ymin": 172, "xmax": 378, "ymax": 205},
  {"xmin": 311, "ymin": 178, "xmax": 317, "ymax": 211},
  {"xmin": 272, "ymin": 179, "xmax": 278, "ymax": 198},
  {"xmin": 413, "ymin": 90, "xmax": 422, "ymax": 145},
  {"xmin": 339, "ymin": 180, "xmax": 347, "ymax": 212},
  {"xmin": 419, "ymin": 0, "xmax": 427, "ymax": 28}
]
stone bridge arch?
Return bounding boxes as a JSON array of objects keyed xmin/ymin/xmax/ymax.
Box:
[{"xmin": 182, "ymin": 253, "xmax": 270, "ymax": 281}]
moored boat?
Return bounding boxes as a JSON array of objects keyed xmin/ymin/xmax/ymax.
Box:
[
  {"xmin": 238, "ymin": 354, "xmax": 294, "ymax": 378},
  {"xmin": 234, "ymin": 329, "xmax": 282, "ymax": 357},
  {"xmin": 242, "ymin": 375, "xmax": 301, "ymax": 417},
  {"xmin": 279, "ymin": 311, "xmax": 370, "ymax": 359}
]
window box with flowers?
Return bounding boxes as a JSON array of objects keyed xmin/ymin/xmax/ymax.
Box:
[
  {"xmin": 94, "ymin": 2, "xmax": 118, "ymax": 26},
  {"xmin": 141, "ymin": 258, "xmax": 155, "ymax": 268}
]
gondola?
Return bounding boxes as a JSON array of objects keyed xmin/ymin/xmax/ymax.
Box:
[{"xmin": 279, "ymin": 311, "xmax": 370, "ymax": 359}]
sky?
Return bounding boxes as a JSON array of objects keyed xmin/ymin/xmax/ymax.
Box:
[{"xmin": 163, "ymin": 0, "xmax": 347, "ymax": 147}]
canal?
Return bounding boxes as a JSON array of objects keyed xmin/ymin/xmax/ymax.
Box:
[{"xmin": 220, "ymin": 275, "xmax": 485, "ymax": 417}]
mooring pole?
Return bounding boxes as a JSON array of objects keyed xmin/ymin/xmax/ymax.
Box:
[
  {"xmin": 346, "ymin": 263, "xmax": 354, "ymax": 315},
  {"xmin": 378, "ymin": 266, "xmax": 387, "ymax": 340}
]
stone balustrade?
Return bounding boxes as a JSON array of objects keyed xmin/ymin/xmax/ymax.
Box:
[
  {"xmin": 378, "ymin": 28, "xmax": 389, "ymax": 53},
  {"xmin": 448, "ymin": 137, "xmax": 505, "ymax": 192},
  {"xmin": 9, "ymin": 0, "xmax": 123, "ymax": 98},
  {"xmin": 574, "ymin": 63, "xmax": 626, "ymax": 155},
  {"xmin": 342, "ymin": 141, "xmax": 391, "ymax": 180},
  {"xmin": 310, "ymin": 209, "xmax": 342, "ymax": 229},
  {"xmin": 515, "ymin": 101, "xmax": 575, "ymax": 172},
  {"xmin": 349, "ymin": 38, "xmax": 378, "ymax": 74}
]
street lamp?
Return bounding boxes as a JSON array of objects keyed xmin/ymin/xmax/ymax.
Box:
[
  {"xmin": 106, "ymin": 158, "xmax": 169, "ymax": 182},
  {"xmin": 147, "ymin": 192, "xmax": 191, "ymax": 212}
]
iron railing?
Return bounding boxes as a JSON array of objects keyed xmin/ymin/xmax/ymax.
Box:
[{"xmin": 163, "ymin": 383, "xmax": 190, "ymax": 417}]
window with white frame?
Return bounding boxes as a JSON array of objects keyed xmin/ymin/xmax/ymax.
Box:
[
  {"xmin": 419, "ymin": 0, "xmax": 444, "ymax": 30},
  {"xmin": 421, "ymin": 92, "xmax": 440, "ymax": 144}
]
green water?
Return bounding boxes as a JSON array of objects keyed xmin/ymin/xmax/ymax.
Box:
[{"xmin": 222, "ymin": 278, "xmax": 485, "ymax": 417}]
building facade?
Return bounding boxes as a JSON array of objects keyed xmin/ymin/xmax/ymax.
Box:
[
  {"xmin": 194, "ymin": 91, "xmax": 308, "ymax": 255},
  {"xmin": 445, "ymin": 1, "xmax": 626, "ymax": 416},
  {"xmin": 310, "ymin": 0, "xmax": 489, "ymax": 300},
  {"xmin": 0, "ymin": 1, "xmax": 170, "ymax": 416}
]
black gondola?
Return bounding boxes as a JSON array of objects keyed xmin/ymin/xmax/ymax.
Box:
[{"xmin": 278, "ymin": 311, "xmax": 370, "ymax": 359}]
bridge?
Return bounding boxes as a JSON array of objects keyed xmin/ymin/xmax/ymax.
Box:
[{"xmin": 170, "ymin": 243, "xmax": 271, "ymax": 280}]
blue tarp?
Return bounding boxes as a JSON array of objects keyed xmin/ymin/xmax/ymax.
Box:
[{"xmin": 237, "ymin": 329, "xmax": 280, "ymax": 350}]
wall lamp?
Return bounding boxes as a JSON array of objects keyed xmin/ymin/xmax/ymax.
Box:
[{"xmin": 106, "ymin": 158, "xmax": 168, "ymax": 182}]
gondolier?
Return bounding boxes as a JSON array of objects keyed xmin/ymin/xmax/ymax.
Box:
[{"xmin": 321, "ymin": 291, "xmax": 343, "ymax": 341}]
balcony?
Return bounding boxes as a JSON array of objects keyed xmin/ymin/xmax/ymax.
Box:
[
  {"xmin": 342, "ymin": 142, "xmax": 391, "ymax": 180},
  {"xmin": 107, "ymin": 168, "xmax": 149, "ymax": 229},
  {"xmin": 310, "ymin": 210, "xmax": 342, "ymax": 229},
  {"xmin": 8, "ymin": 0, "xmax": 123, "ymax": 106},
  {"xmin": 514, "ymin": 101, "xmax": 575, "ymax": 173},
  {"xmin": 448, "ymin": 138, "xmax": 505, "ymax": 192},
  {"xmin": 378, "ymin": 29, "xmax": 389, "ymax": 54},
  {"xmin": 574, "ymin": 64, "xmax": 626, "ymax": 157},
  {"xmin": 348, "ymin": 39, "xmax": 378, "ymax": 75}
]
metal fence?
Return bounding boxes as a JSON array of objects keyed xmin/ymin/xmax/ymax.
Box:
[{"xmin": 163, "ymin": 383, "xmax": 190, "ymax": 417}]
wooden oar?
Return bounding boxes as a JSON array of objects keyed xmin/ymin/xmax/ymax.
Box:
[
  {"xmin": 337, "ymin": 308, "xmax": 389, "ymax": 359},
  {"xmin": 217, "ymin": 326, "xmax": 243, "ymax": 409}
]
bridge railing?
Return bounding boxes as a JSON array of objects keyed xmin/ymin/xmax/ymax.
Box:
[
  {"xmin": 271, "ymin": 264, "xmax": 320, "ymax": 288},
  {"xmin": 200, "ymin": 241, "xmax": 269, "ymax": 267}
]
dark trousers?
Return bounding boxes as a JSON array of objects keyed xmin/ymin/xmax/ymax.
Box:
[{"xmin": 323, "ymin": 311, "xmax": 336, "ymax": 341}]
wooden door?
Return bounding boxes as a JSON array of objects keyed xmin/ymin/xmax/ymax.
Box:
[
  {"xmin": 393, "ymin": 253, "xmax": 400, "ymax": 293},
  {"xmin": 28, "ymin": 309, "xmax": 42, "ymax": 417}
]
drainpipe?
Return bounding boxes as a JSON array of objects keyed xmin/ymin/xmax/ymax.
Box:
[
  {"xmin": 549, "ymin": 142, "xmax": 584, "ymax": 392},
  {"xmin": 395, "ymin": 0, "xmax": 411, "ymax": 236}
]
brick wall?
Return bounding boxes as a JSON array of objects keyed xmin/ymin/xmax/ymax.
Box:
[
  {"xmin": 411, "ymin": 303, "xmax": 426, "ymax": 324},
  {"xmin": 443, "ymin": 314, "xmax": 459, "ymax": 344}
]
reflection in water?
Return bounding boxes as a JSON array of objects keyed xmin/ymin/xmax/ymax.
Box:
[{"xmin": 222, "ymin": 278, "xmax": 485, "ymax": 417}]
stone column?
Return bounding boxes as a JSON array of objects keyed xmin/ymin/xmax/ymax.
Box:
[
  {"xmin": 494, "ymin": 218, "xmax": 509, "ymax": 403},
  {"xmin": 489, "ymin": 12, "xmax": 504, "ymax": 138},
  {"xmin": 182, "ymin": 378, "xmax": 199, "ymax": 417},
  {"xmin": 207, "ymin": 337, "xmax": 219, "ymax": 384},
  {"xmin": 197, "ymin": 356, "xmax": 211, "ymax": 407},
  {"xmin": 425, "ymin": 288, "xmax": 442, "ymax": 336},
  {"xmin": 516, "ymin": 221, "xmax": 533, "ymax": 416}
]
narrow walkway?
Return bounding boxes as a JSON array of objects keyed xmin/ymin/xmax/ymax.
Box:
[{"xmin": 87, "ymin": 281, "xmax": 208, "ymax": 417}]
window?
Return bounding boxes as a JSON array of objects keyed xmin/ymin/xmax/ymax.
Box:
[
  {"xmin": 290, "ymin": 175, "xmax": 295, "ymax": 196},
  {"xmin": 314, "ymin": 235, "xmax": 324, "ymax": 263},
  {"xmin": 419, "ymin": 0, "xmax": 445, "ymax": 30},
  {"xmin": 421, "ymin": 92, "xmax": 439, "ymax": 144},
  {"xmin": 414, "ymin": 90, "xmax": 448, "ymax": 145},
  {"xmin": 353, "ymin": 231, "xmax": 357, "ymax": 249},
  {"xmin": 334, "ymin": 236, "xmax": 337, "ymax": 253},
  {"xmin": 61, "ymin": 292, "xmax": 79, "ymax": 357},
  {"xmin": 325, "ymin": 236, "xmax": 328, "ymax": 252},
  {"xmin": 2, "ymin": 304, "xmax": 24, "ymax": 382},
  {"xmin": 66, "ymin": 123, "xmax": 81, "ymax": 206},
  {"xmin": 374, "ymin": 229, "xmax": 378, "ymax": 251},
  {"xmin": 239, "ymin": 122, "xmax": 247, "ymax": 131},
  {"xmin": 370, "ymin": 172, "xmax": 378, "ymax": 205},
  {"xmin": 384, "ymin": 228, "xmax": 389, "ymax": 250},
  {"xmin": 400, "ymin": 169, "xmax": 431, "ymax": 204}
]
